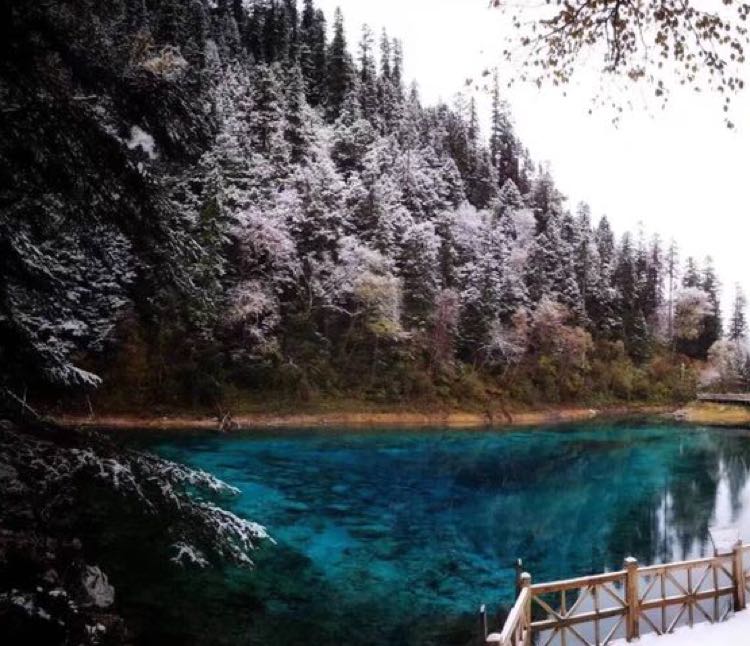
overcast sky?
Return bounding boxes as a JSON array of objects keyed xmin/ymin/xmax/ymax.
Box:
[{"xmin": 318, "ymin": 0, "xmax": 750, "ymax": 320}]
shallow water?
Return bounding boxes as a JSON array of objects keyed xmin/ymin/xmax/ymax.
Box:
[{"xmin": 145, "ymin": 422, "xmax": 750, "ymax": 645}]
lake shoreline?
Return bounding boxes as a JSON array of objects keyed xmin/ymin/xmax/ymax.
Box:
[{"xmin": 55, "ymin": 402, "xmax": 677, "ymax": 432}]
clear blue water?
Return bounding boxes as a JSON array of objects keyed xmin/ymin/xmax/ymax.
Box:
[{"xmin": 145, "ymin": 422, "xmax": 750, "ymax": 645}]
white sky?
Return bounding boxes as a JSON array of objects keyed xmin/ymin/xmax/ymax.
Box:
[{"xmin": 317, "ymin": 0, "xmax": 750, "ymax": 320}]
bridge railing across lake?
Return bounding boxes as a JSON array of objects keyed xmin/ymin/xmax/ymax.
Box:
[
  {"xmin": 696, "ymin": 393, "xmax": 750, "ymax": 405},
  {"xmin": 483, "ymin": 541, "xmax": 750, "ymax": 646}
]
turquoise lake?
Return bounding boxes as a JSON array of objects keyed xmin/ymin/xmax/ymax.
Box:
[{"xmin": 141, "ymin": 422, "xmax": 750, "ymax": 645}]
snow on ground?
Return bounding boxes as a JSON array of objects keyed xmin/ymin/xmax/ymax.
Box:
[
  {"xmin": 126, "ymin": 125, "xmax": 157, "ymax": 159},
  {"xmin": 613, "ymin": 611, "xmax": 750, "ymax": 645}
]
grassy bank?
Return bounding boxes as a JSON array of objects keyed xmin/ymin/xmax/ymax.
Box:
[
  {"xmin": 676, "ymin": 401, "xmax": 750, "ymax": 427},
  {"xmin": 55, "ymin": 399, "xmax": 676, "ymax": 432}
]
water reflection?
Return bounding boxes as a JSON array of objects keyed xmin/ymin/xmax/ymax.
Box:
[
  {"xmin": 147, "ymin": 423, "xmax": 750, "ymax": 645},
  {"xmin": 614, "ymin": 430, "xmax": 750, "ymax": 567}
]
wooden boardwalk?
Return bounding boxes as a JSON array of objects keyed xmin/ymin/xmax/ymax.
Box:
[
  {"xmin": 483, "ymin": 541, "xmax": 750, "ymax": 646},
  {"xmin": 697, "ymin": 393, "xmax": 750, "ymax": 405}
]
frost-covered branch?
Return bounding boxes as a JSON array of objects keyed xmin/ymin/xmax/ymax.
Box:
[{"xmin": 0, "ymin": 425, "xmax": 271, "ymax": 569}]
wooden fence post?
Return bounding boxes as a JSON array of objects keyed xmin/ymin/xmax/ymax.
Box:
[
  {"xmin": 515, "ymin": 559, "xmax": 524, "ymax": 598},
  {"xmin": 732, "ymin": 541, "xmax": 746, "ymax": 612},
  {"xmin": 624, "ymin": 557, "xmax": 639, "ymax": 641},
  {"xmin": 478, "ymin": 604, "xmax": 488, "ymax": 645},
  {"xmin": 520, "ymin": 572, "xmax": 532, "ymax": 645}
]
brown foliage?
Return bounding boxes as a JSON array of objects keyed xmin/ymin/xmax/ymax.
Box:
[{"xmin": 492, "ymin": 0, "xmax": 749, "ymax": 125}]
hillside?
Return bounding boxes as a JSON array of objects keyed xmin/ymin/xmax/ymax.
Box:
[{"xmin": 0, "ymin": 0, "xmax": 729, "ymax": 418}]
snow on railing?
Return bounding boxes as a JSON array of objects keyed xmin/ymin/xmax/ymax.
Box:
[{"xmin": 481, "ymin": 542, "xmax": 748, "ymax": 646}]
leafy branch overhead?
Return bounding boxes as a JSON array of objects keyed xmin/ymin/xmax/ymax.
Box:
[{"xmin": 491, "ymin": 0, "xmax": 749, "ymax": 124}]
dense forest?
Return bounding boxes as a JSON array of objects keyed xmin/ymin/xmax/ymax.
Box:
[{"xmin": 1, "ymin": 0, "xmax": 746, "ymax": 419}]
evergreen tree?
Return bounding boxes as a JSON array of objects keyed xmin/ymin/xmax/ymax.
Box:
[
  {"xmin": 184, "ymin": 0, "xmax": 209, "ymax": 67},
  {"xmin": 326, "ymin": 7, "xmax": 352, "ymax": 121},
  {"xmin": 377, "ymin": 29, "xmax": 398, "ymax": 132},
  {"xmin": 467, "ymin": 96, "xmax": 479, "ymax": 146},
  {"xmin": 391, "ymin": 39, "xmax": 404, "ymax": 102},
  {"xmin": 358, "ymin": 24, "xmax": 379, "ymax": 125},
  {"xmin": 589, "ymin": 216, "xmax": 619, "ymax": 336},
  {"xmin": 299, "ymin": 0, "xmax": 327, "ymax": 106},
  {"xmin": 528, "ymin": 165, "xmax": 563, "ymax": 233},
  {"xmin": 496, "ymin": 180, "xmax": 525, "ymax": 222},
  {"xmin": 665, "ymin": 239, "xmax": 680, "ymax": 344},
  {"xmin": 215, "ymin": 5, "xmax": 241, "ymax": 59},
  {"xmin": 126, "ymin": 0, "xmax": 150, "ymax": 36},
  {"xmin": 330, "ymin": 80, "xmax": 376, "ymax": 176},
  {"xmin": 242, "ymin": 7, "xmax": 263, "ymax": 60},
  {"xmin": 682, "ymin": 256, "xmax": 701, "ymax": 288},
  {"xmin": 457, "ymin": 212, "xmax": 510, "ymax": 359},
  {"xmin": 466, "ymin": 148, "xmax": 498, "ymax": 209},
  {"xmin": 380, "ymin": 28, "xmax": 392, "ymax": 80},
  {"xmin": 261, "ymin": 1, "xmax": 280, "ymax": 62},
  {"xmin": 283, "ymin": 0, "xmax": 300, "ymax": 62},
  {"xmin": 288, "ymin": 155, "xmax": 345, "ymax": 261},
  {"xmin": 525, "ymin": 214, "xmax": 582, "ymax": 316},
  {"xmin": 284, "ymin": 64, "xmax": 310, "ymax": 163},
  {"xmin": 249, "ymin": 64, "xmax": 288, "ymax": 160},
  {"xmin": 729, "ymin": 285, "xmax": 747, "ymax": 343},
  {"xmin": 642, "ymin": 234, "xmax": 663, "ymax": 323},
  {"xmin": 232, "ymin": 0, "xmax": 246, "ymax": 29},
  {"xmin": 489, "ymin": 69, "xmax": 518, "ymax": 188},
  {"xmin": 700, "ymin": 256, "xmax": 722, "ymax": 353},
  {"xmin": 614, "ymin": 233, "xmax": 649, "ymax": 358},
  {"xmin": 399, "ymin": 222, "xmax": 442, "ymax": 328},
  {"xmin": 573, "ymin": 203, "xmax": 596, "ymax": 319},
  {"xmin": 155, "ymin": 0, "xmax": 184, "ymax": 46}
]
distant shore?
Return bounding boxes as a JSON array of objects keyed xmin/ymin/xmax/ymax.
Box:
[
  {"xmin": 55, "ymin": 402, "xmax": 676, "ymax": 432},
  {"xmin": 675, "ymin": 401, "xmax": 750, "ymax": 427}
]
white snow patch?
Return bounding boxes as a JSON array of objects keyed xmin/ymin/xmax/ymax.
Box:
[
  {"xmin": 170, "ymin": 542, "xmax": 209, "ymax": 568},
  {"xmin": 80, "ymin": 566, "xmax": 115, "ymax": 608},
  {"xmin": 126, "ymin": 125, "xmax": 157, "ymax": 160},
  {"xmin": 5, "ymin": 592, "xmax": 52, "ymax": 621},
  {"xmin": 613, "ymin": 609, "xmax": 750, "ymax": 645},
  {"xmin": 709, "ymin": 526, "xmax": 740, "ymax": 555}
]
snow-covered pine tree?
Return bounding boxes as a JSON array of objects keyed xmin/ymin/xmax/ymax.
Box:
[
  {"xmin": 614, "ymin": 232, "xmax": 650, "ymax": 358},
  {"xmin": 682, "ymin": 256, "xmax": 701, "ymax": 288},
  {"xmin": 525, "ymin": 212, "xmax": 582, "ymax": 317},
  {"xmin": 249, "ymin": 64, "xmax": 287, "ymax": 158},
  {"xmin": 326, "ymin": 7, "xmax": 353, "ymax": 122},
  {"xmin": 729, "ymin": 285, "xmax": 748, "ymax": 343},
  {"xmin": 642, "ymin": 234, "xmax": 664, "ymax": 324},
  {"xmin": 357, "ymin": 25, "xmax": 379, "ymax": 126},
  {"xmin": 495, "ymin": 179, "xmax": 525, "ymax": 232},
  {"xmin": 665, "ymin": 239, "xmax": 680, "ymax": 345},
  {"xmin": 398, "ymin": 221, "xmax": 442, "ymax": 329},
  {"xmin": 284, "ymin": 63, "xmax": 311, "ymax": 163},
  {"xmin": 489, "ymin": 69, "xmax": 519, "ymax": 188},
  {"xmin": 700, "ymin": 256, "xmax": 723, "ymax": 353},
  {"xmin": 299, "ymin": 0, "xmax": 328, "ymax": 107}
]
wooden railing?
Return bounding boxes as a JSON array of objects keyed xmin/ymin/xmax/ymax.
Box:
[
  {"xmin": 697, "ymin": 393, "xmax": 750, "ymax": 405},
  {"xmin": 490, "ymin": 583, "xmax": 532, "ymax": 646},
  {"xmin": 483, "ymin": 542, "xmax": 747, "ymax": 646}
]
